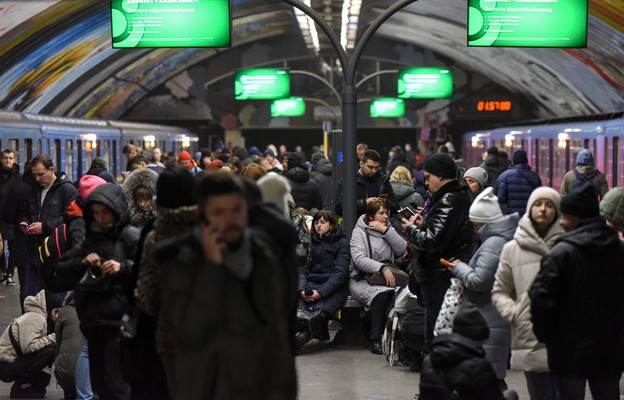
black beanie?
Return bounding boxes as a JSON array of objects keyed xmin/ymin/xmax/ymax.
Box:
[
  {"xmin": 424, "ymin": 153, "xmax": 456, "ymax": 179},
  {"xmin": 512, "ymin": 150, "xmax": 528, "ymax": 165},
  {"xmin": 452, "ymin": 302, "xmax": 489, "ymax": 341},
  {"xmin": 156, "ymin": 165, "xmax": 196, "ymax": 209},
  {"xmin": 560, "ymin": 182, "xmax": 599, "ymax": 219},
  {"xmin": 44, "ymin": 290, "xmax": 63, "ymax": 316},
  {"xmin": 287, "ymin": 153, "xmax": 303, "ymax": 170}
]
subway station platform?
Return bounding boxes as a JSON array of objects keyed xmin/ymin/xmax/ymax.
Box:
[{"xmin": 0, "ymin": 282, "xmax": 619, "ymax": 399}]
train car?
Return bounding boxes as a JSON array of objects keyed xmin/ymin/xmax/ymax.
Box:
[
  {"xmin": 0, "ymin": 110, "xmax": 198, "ymax": 182},
  {"xmin": 462, "ymin": 116, "xmax": 624, "ymax": 191}
]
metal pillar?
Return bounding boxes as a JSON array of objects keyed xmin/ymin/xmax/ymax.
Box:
[{"xmin": 282, "ymin": 0, "xmax": 419, "ymax": 235}]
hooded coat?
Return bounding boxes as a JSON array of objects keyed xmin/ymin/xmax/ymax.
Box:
[
  {"xmin": 54, "ymin": 294, "xmax": 82, "ymax": 394},
  {"xmin": 451, "ymin": 213, "xmax": 519, "ymax": 379},
  {"xmin": 492, "ymin": 207, "xmax": 564, "ymax": 372},
  {"xmin": 310, "ymin": 158, "xmax": 335, "ymax": 210},
  {"xmin": 529, "ymin": 218, "xmax": 624, "ymax": 375},
  {"xmin": 284, "ymin": 166, "xmax": 323, "ymax": 211},
  {"xmin": 560, "ymin": 166, "xmax": 609, "ymax": 199},
  {"xmin": 495, "ymin": 165, "xmax": 541, "ymax": 215},
  {"xmin": 390, "ymin": 179, "xmax": 424, "ymax": 210},
  {"xmin": 73, "ymin": 184, "xmax": 140, "ymax": 330},
  {"xmin": 122, "ymin": 168, "xmax": 158, "ymax": 228},
  {"xmin": 298, "ymin": 225, "xmax": 350, "ymax": 315},
  {"xmin": 349, "ymin": 215, "xmax": 407, "ymax": 309}
]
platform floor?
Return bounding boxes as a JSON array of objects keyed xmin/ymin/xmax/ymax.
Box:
[{"xmin": 0, "ymin": 282, "xmax": 620, "ymax": 399}]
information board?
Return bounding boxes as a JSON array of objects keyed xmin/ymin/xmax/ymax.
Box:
[
  {"xmin": 398, "ymin": 68, "xmax": 453, "ymax": 99},
  {"xmin": 468, "ymin": 0, "xmax": 587, "ymax": 48},
  {"xmin": 271, "ymin": 98, "xmax": 306, "ymax": 117},
  {"xmin": 111, "ymin": 0, "xmax": 231, "ymax": 48},
  {"xmin": 235, "ymin": 69, "xmax": 290, "ymax": 100},
  {"xmin": 370, "ymin": 98, "xmax": 405, "ymax": 118}
]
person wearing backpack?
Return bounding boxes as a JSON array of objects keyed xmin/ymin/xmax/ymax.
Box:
[
  {"xmin": 560, "ymin": 149, "xmax": 608, "ymax": 200},
  {"xmin": 495, "ymin": 150, "xmax": 541, "ymax": 215}
]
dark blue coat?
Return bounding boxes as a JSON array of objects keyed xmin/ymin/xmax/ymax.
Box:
[
  {"xmin": 298, "ymin": 225, "xmax": 350, "ymax": 315},
  {"xmin": 495, "ymin": 165, "xmax": 541, "ymax": 215}
]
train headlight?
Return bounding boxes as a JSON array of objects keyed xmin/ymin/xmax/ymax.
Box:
[
  {"xmin": 143, "ymin": 135, "xmax": 156, "ymax": 149},
  {"xmin": 471, "ymin": 135, "xmax": 480, "ymax": 148},
  {"xmin": 85, "ymin": 134, "xmax": 97, "ymax": 150},
  {"xmin": 505, "ymin": 134, "xmax": 514, "ymax": 148},
  {"xmin": 182, "ymin": 136, "xmax": 191, "ymax": 148},
  {"xmin": 557, "ymin": 133, "xmax": 569, "ymax": 149}
]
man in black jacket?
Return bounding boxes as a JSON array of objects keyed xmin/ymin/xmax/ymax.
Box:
[
  {"xmin": 401, "ymin": 153, "xmax": 473, "ymax": 344},
  {"xmin": 0, "ymin": 149, "xmax": 21, "ymax": 286},
  {"xmin": 283, "ymin": 153, "xmax": 322, "ymax": 211},
  {"xmin": 530, "ymin": 183, "xmax": 624, "ymax": 399},
  {"xmin": 335, "ymin": 149, "xmax": 398, "ymax": 217},
  {"xmin": 18, "ymin": 155, "xmax": 78, "ymax": 299}
]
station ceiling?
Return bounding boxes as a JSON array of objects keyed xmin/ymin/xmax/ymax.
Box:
[{"xmin": 0, "ymin": 0, "xmax": 622, "ymax": 122}]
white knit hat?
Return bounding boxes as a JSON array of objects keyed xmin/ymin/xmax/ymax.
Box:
[
  {"xmin": 469, "ymin": 187, "xmax": 503, "ymax": 223},
  {"xmin": 527, "ymin": 186, "xmax": 561, "ymax": 218}
]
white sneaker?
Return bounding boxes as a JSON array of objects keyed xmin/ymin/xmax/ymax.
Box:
[{"xmin": 4, "ymin": 276, "xmax": 15, "ymax": 286}]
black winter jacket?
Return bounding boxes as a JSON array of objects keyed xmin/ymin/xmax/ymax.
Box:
[
  {"xmin": 529, "ymin": 218, "xmax": 624, "ymax": 375},
  {"xmin": 284, "ymin": 166, "xmax": 323, "ymax": 211},
  {"xmin": 18, "ymin": 174, "xmax": 78, "ymax": 265},
  {"xmin": 407, "ymin": 180, "xmax": 474, "ymax": 282},
  {"xmin": 419, "ymin": 333, "xmax": 504, "ymax": 400},
  {"xmin": 298, "ymin": 225, "xmax": 350, "ymax": 315},
  {"xmin": 335, "ymin": 171, "xmax": 399, "ymax": 217},
  {"xmin": 73, "ymin": 184, "xmax": 140, "ymax": 330},
  {"xmin": 0, "ymin": 164, "xmax": 20, "ymax": 238},
  {"xmin": 310, "ymin": 158, "xmax": 335, "ymax": 210}
]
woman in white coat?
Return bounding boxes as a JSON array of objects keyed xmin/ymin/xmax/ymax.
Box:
[
  {"xmin": 350, "ymin": 199, "xmax": 407, "ymax": 354},
  {"xmin": 492, "ymin": 187, "xmax": 564, "ymax": 400}
]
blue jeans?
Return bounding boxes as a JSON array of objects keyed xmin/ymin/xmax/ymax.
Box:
[
  {"xmin": 554, "ymin": 372, "xmax": 621, "ymax": 400},
  {"xmin": 525, "ymin": 371, "xmax": 559, "ymax": 400},
  {"xmin": 420, "ymin": 278, "xmax": 451, "ymax": 344},
  {"xmin": 23, "ymin": 262, "xmax": 44, "ymax": 299},
  {"xmin": 76, "ymin": 340, "xmax": 96, "ymax": 400}
]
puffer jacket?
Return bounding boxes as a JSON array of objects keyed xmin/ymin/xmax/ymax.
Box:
[
  {"xmin": 390, "ymin": 180, "xmax": 423, "ymax": 210},
  {"xmin": 310, "ymin": 158, "xmax": 335, "ymax": 210},
  {"xmin": 298, "ymin": 225, "xmax": 350, "ymax": 315},
  {"xmin": 284, "ymin": 166, "xmax": 323, "ymax": 211},
  {"xmin": 122, "ymin": 168, "xmax": 158, "ymax": 228},
  {"xmin": 419, "ymin": 333, "xmax": 503, "ymax": 400},
  {"xmin": 495, "ymin": 165, "xmax": 541, "ymax": 215},
  {"xmin": 407, "ymin": 180, "xmax": 474, "ymax": 283},
  {"xmin": 349, "ymin": 216, "xmax": 407, "ymax": 309},
  {"xmin": 0, "ymin": 163, "xmax": 20, "ymax": 239},
  {"xmin": 492, "ymin": 212, "xmax": 563, "ymax": 372},
  {"xmin": 54, "ymin": 294, "xmax": 83, "ymax": 392},
  {"xmin": 560, "ymin": 166, "xmax": 609, "ymax": 199},
  {"xmin": 0, "ymin": 290, "xmax": 55, "ymax": 363},
  {"xmin": 74, "ymin": 184, "xmax": 140, "ymax": 330},
  {"xmin": 529, "ymin": 218, "xmax": 624, "ymax": 375},
  {"xmin": 451, "ymin": 213, "xmax": 519, "ymax": 379}
]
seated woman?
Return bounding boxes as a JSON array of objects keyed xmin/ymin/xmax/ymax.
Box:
[
  {"xmin": 295, "ymin": 210, "xmax": 350, "ymax": 351},
  {"xmin": 350, "ymin": 199, "xmax": 407, "ymax": 354}
]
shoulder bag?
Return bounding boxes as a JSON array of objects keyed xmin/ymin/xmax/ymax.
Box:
[
  {"xmin": 433, "ymin": 277, "xmax": 464, "ymax": 336},
  {"xmin": 364, "ymin": 228, "xmax": 408, "ymax": 287}
]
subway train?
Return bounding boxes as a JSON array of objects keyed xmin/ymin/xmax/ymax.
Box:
[
  {"xmin": 462, "ymin": 116, "xmax": 624, "ymax": 191},
  {"xmin": 0, "ymin": 110, "xmax": 198, "ymax": 181}
]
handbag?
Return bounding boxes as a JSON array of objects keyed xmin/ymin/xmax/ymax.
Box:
[
  {"xmin": 77, "ymin": 265, "xmax": 114, "ymax": 293},
  {"xmin": 364, "ymin": 228, "xmax": 408, "ymax": 287},
  {"xmin": 433, "ymin": 277, "xmax": 464, "ymax": 336}
]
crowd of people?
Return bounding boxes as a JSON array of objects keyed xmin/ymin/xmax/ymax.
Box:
[{"xmin": 0, "ymin": 140, "xmax": 620, "ymax": 400}]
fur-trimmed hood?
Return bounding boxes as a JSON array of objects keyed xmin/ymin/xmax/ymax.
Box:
[{"xmin": 122, "ymin": 168, "xmax": 158, "ymax": 227}]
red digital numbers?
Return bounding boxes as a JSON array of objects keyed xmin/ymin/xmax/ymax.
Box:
[{"xmin": 477, "ymin": 100, "xmax": 512, "ymax": 112}]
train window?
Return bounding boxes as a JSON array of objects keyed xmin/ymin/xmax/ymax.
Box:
[
  {"xmin": 65, "ymin": 140, "xmax": 74, "ymax": 181},
  {"xmin": 54, "ymin": 139, "xmax": 61, "ymax": 175},
  {"xmin": 8, "ymin": 139, "xmax": 18, "ymax": 164},
  {"xmin": 604, "ymin": 137, "xmax": 609, "ymax": 179},
  {"xmin": 37, "ymin": 139, "xmax": 42, "ymax": 156},
  {"xmin": 539, "ymin": 139, "xmax": 549, "ymax": 184},
  {"xmin": 584, "ymin": 139, "xmax": 590, "ymax": 150},
  {"xmin": 96, "ymin": 141, "xmax": 101, "ymax": 157},
  {"xmin": 553, "ymin": 140, "xmax": 566, "ymax": 190},
  {"xmin": 548, "ymin": 139, "xmax": 554, "ymax": 187},
  {"xmin": 77, "ymin": 140, "xmax": 83, "ymax": 177},
  {"xmin": 112, "ymin": 140, "xmax": 118, "ymax": 179},
  {"xmin": 533, "ymin": 139, "xmax": 539, "ymax": 173},
  {"xmin": 86, "ymin": 147, "xmax": 93, "ymax": 171},
  {"xmin": 614, "ymin": 136, "xmax": 620, "ymax": 187},
  {"xmin": 102, "ymin": 140, "xmax": 111, "ymax": 171},
  {"xmin": 25, "ymin": 139, "xmax": 33, "ymax": 161}
]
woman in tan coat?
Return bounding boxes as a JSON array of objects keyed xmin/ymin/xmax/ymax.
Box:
[{"xmin": 492, "ymin": 187, "xmax": 564, "ymax": 400}]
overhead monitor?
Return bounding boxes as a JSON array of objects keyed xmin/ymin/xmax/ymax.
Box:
[
  {"xmin": 398, "ymin": 68, "xmax": 453, "ymax": 99},
  {"xmin": 370, "ymin": 98, "xmax": 405, "ymax": 118},
  {"xmin": 467, "ymin": 0, "xmax": 588, "ymax": 48},
  {"xmin": 271, "ymin": 97, "xmax": 306, "ymax": 117},
  {"xmin": 235, "ymin": 69, "xmax": 290, "ymax": 100},
  {"xmin": 111, "ymin": 0, "xmax": 231, "ymax": 48}
]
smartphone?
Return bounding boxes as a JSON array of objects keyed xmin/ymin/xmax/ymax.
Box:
[
  {"xmin": 439, "ymin": 258, "xmax": 456, "ymax": 268},
  {"xmin": 398, "ymin": 207, "xmax": 416, "ymax": 219}
]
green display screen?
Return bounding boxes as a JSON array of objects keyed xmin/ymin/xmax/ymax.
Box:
[
  {"xmin": 398, "ymin": 68, "xmax": 453, "ymax": 99},
  {"xmin": 468, "ymin": 0, "xmax": 587, "ymax": 48},
  {"xmin": 111, "ymin": 0, "xmax": 231, "ymax": 48},
  {"xmin": 370, "ymin": 98, "xmax": 405, "ymax": 118},
  {"xmin": 235, "ymin": 69, "xmax": 290, "ymax": 100},
  {"xmin": 271, "ymin": 97, "xmax": 306, "ymax": 117}
]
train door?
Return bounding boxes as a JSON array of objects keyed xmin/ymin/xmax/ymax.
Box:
[
  {"xmin": 112, "ymin": 140, "xmax": 119, "ymax": 179},
  {"xmin": 65, "ymin": 139, "xmax": 74, "ymax": 181},
  {"xmin": 8, "ymin": 139, "xmax": 18, "ymax": 165},
  {"xmin": 25, "ymin": 139, "xmax": 33, "ymax": 161},
  {"xmin": 53, "ymin": 139, "xmax": 62, "ymax": 177},
  {"xmin": 77, "ymin": 140, "xmax": 83, "ymax": 178}
]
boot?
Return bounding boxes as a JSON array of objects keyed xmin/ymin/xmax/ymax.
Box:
[
  {"xmin": 294, "ymin": 331, "xmax": 311, "ymax": 353},
  {"xmin": 31, "ymin": 371, "xmax": 51, "ymax": 388},
  {"xmin": 10, "ymin": 379, "xmax": 46, "ymax": 399}
]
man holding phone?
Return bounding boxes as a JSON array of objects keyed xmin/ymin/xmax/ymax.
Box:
[{"xmin": 401, "ymin": 152, "xmax": 473, "ymax": 344}]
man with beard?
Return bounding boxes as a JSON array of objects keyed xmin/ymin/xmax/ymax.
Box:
[{"xmin": 157, "ymin": 173, "xmax": 297, "ymax": 400}]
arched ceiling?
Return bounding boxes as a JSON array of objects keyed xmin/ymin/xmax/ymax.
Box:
[{"xmin": 0, "ymin": 0, "xmax": 621, "ymax": 122}]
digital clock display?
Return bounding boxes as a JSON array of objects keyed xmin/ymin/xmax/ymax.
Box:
[{"xmin": 477, "ymin": 101, "xmax": 512, "ymax": 112}]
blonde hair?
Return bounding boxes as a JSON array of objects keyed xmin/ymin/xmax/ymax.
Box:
[{"xmin": 390, "ymin": 165, "xmax": 412, "ymax": 184}]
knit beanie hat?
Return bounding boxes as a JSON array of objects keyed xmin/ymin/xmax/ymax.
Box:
[
  {"xmin": 469, "ymin": 187, "xmax": 503, "ymax": 223},
  {"xmin": 178, "ymin": 151, "xmax": 192, "ymax": 161},
  {"xmin": 257, "ymin": 173, "xmax": 291, "ymax": 218},
  {"xmin": 156, "ymin": 165, "xmax": 196, "ymax": 209},
  {"xmin": 79, "ymin": 175, "xmax": 107, "ymax": 202},
  {"xmin": 264, "ymin": 149, "xmax": 275, "ymax": 158},
  {"xmin": 560, "ymin": 183, "xmax": 599, "ymax": 219},
  {"xmin": 311, "ymin": 152, "xmax": 325, "ymax": 166},
  {"xmin": 206, "ymin": 159, "xmax": 224, "ymax": 171},
  {"xmin": 600, "ymin": 187, "xmax": 624, "ymax": 228},
  {"xmin": 249, "ymin": 146, "xmax": 261, "ymax": 156},
  {"xmin": 576, "ymin": 149, "xmax": 594, "ymax": 167},
  {"xmin": 424, "ymin": 153, "xmax": 456, "ymax": 179},
  {"xmin": 44, "ymin": 290, "xmax": 63, "ymax": 320},
  {"xmin": 287, "ymin": 153, "xmax": 303, "ymax": 169},
  {"xmin": 463, "ymin": 167, "xmax": 487, "ymax": 189},
  {"xmin": 98, "ymin": 170, "xmax": 116, "ymax": 184},
  {"xmin": 234, "ymin": 147, "xmax": 249, "ymax": 160},
  {"xmin": 512, "ymin": 150, "xmax": 528, "ymax": 165},
  {"xmin": 527, "ymin": 186, "xmax": 561, "ymax": 219},
  {"xmin": 452, "ymin": 302, "xmax": 489, "ymax": 341}
]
